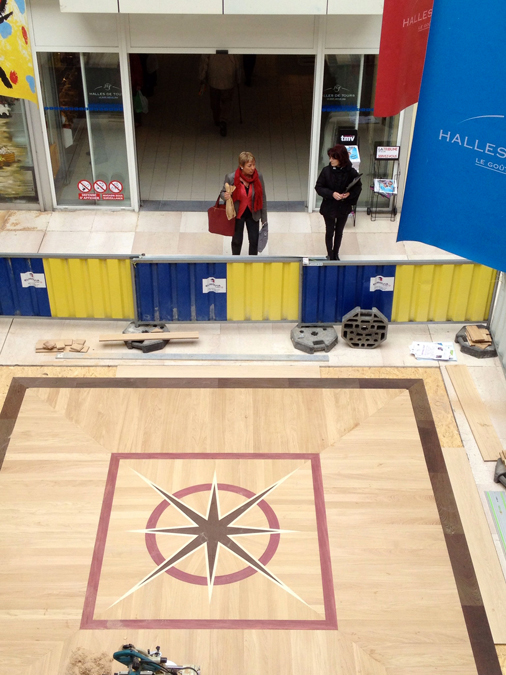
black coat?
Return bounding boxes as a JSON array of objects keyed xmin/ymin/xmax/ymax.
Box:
[{"xmin": 315, "ymin": 164, "xmax": 362, "ymax": 218}]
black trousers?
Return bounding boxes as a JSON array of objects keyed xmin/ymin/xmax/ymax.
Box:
[
  {"xmin": 231, "ymin": 217, "xmax": 259, "ymax": 255},
  {"xmin": 209, "ymin": 86, "xmax": 234, "ymax": 124},
  {"xmin": 324, "ymin": 214, "xmax": 348, "ymax": 260}
]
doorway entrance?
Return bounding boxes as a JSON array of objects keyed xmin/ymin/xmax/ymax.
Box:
[{"xmin": 133, "ymin": 54, "xmax": 314, "ymax": 210}]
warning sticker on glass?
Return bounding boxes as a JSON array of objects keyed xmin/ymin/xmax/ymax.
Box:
[
  {"xmin": 370, "ymin": 276, "xmax": 395, "ymax": 292},
  {"xmin": 202, "ymin": 277, "xmax": 226, "ymax": 293},
  {"xmin": 20, "ymin": 272, "xmax": 46, "ymax": 288}
]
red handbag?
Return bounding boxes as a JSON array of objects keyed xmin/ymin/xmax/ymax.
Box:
[{"xmin": 208, "ymin": 196, "xmax": 236, "ymax": 236}]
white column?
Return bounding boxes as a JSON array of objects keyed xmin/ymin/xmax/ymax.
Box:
[
  {"xmin": 355, "ymin": 54, "xmax": 364, "ymax": 130},
  {"xmin": 79, "ymin": 52, "xmax": 97, "ymax": 186},
  {"xmin": 118, "ymin": 14, "xmax": 140, "ymax": 211},
  {"xmin": 306, "ymin": 15, "xmax": 326, "ymax": 213},
  {"xmin": 26, "ymin": 2, "xmax": 58, "ymax": 210}
]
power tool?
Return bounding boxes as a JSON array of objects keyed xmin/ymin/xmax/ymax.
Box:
[{"xmin": 113, "ymin": 644, "xmax": 200, "ymax": 675}]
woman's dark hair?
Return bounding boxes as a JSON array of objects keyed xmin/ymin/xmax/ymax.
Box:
[{"xmin": 327, "ymin": 144, "xmax": 351, "ymax": 167}]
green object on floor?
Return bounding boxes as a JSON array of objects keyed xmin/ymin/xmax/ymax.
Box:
[{"xmin": 486, "ymin": 491, "xmax": 506, "ymax": 555}]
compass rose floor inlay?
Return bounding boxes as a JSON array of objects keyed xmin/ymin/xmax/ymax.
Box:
[
  {"xmin": 0, "ymin": 375, "xmax": 500, "ymax": 675},
  {"xmin": 84, "ymin": 453, "xmax": 335, "ymax": 629}
]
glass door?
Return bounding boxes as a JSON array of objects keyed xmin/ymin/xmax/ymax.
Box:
[
  {"xmin": 38, "ymin": 52, "xmax": 131, "ymax": 207},
  {"xmin": 317, "ymin": 55, "xmax": 400, "ymax": 209}
]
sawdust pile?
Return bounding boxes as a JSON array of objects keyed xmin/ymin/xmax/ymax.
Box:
[{"xmin": 66, "ymin": 647, "xmax": 112, "ymax": 675}]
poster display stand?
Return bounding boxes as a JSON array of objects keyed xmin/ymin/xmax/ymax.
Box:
[{"xmin": 367, "ymin": 143, "xmax": 400, "ymax": 221}]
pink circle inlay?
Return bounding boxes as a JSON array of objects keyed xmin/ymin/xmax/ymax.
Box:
[{"xmin": 145, "ymin": 483, "xmax": 280, "ymax": 586}]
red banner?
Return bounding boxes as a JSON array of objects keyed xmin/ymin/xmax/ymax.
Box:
[{"xmin": 373, "ymin": 0, "xmax": 434, "ymax": 117}]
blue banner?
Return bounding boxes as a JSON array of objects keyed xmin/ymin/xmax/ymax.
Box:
[{"xmin": 398, "ymin": 0, "xmax": 506, "ymax": 272}]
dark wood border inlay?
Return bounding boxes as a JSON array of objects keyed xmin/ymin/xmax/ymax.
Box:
[
  {"xmin": 0, "ymin": 376, "xmax": 500, "ymax": 673},
  {"xmin": 0, "ymin": 378, "xmax": 29, "ymax": 470}
]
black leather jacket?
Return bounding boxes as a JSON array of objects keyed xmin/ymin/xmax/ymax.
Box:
[{"xmin": 315, "ymin": 164, "xmax": 362, "ymax": 217}]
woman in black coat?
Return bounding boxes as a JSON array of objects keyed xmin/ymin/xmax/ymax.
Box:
[{"xmin": 315, "ymin": 144, "xmax": 362, "ymax": 260}]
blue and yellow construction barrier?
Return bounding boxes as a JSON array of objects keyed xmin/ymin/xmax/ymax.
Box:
[
  {"xmin": 391, "ymin": 263, "xmax": 496, "ymax": 322},
  {"xmin": 43, "ymin": 257, "xmax": 134, "ymax": 319},
  {"xmin": 227, "ymin": 261, "xmax": 299, "ymax": 321},
  {"xmin": 0, "ymin": 255, "xmax": 497, "ymax": 324}
]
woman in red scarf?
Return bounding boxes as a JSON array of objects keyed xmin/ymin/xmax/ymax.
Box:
[{"xmin": 221, "ymin": 151, "xmax": 267, "ymax": 255}]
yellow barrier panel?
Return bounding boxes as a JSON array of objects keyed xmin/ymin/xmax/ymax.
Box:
[
  {"xmin": 43, "ymin": 258, "xmax": 135, "ymax": 319},
  {"xmin": 392, "ymin": 264, "xmax": 497, "ymax": 322},
  {"xmin": 227, "ymin": 262, "xmax": 299, "ymax": 321}
]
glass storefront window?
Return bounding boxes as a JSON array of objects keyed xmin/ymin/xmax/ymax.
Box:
[
  {"xmin": 38, "ymin": 52, "xmax": 130, "ymax": 207},
  {"xmin": 0, "ymin": 96, "xmax": 38, "ymax": 204},
  {"xmin": 318, "ymin": 54, "xmax": 400, "ymax": 209}
]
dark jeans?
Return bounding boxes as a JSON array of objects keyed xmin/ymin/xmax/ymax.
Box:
[
  {"xmin": 232, "ymin": 217, "xmax": 259, "ymax": 255},
  {"xmin": 324, "ymin": 214, "xmax": 348, "ymax": 260}
]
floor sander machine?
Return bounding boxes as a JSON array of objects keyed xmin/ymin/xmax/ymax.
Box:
[{"xmin": 113, "ymin": 644, "xmax": 200, "ymax": 675}]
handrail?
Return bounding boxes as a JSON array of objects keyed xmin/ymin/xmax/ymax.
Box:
[{"xmin": 0, "ymin": 252, "xmax": 476, "ymax": 266}]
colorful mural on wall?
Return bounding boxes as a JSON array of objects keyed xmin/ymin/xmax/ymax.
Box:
[{"xmin": 0, "ymin": 0, "xmax": 37, "ymax": 105}]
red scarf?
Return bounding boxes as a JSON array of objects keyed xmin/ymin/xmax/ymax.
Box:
[{"xmin": 234, "ymin": 167, "xmax": 263, "ymax": 217}]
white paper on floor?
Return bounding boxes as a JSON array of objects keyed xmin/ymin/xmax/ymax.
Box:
[{"xmin": 409, "ymin": 341, "xmax": 457, "ymax": 362}]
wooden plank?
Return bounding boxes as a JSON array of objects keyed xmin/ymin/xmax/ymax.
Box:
[
  {"xmin": 466, "ymin": 325, "xmax": 491, "ymax": 343},
  {"xmin": 35, "ymin": 347, "xmax": 90, "ymax": 354},
  {"xmin": 446, "ymin": 365, "xmax": 504, "ymax": 461},
  {"xmin": 443, "ymin": 448, "xmax": 506, "ymax": 644},
  {"xmin": 353, "ymin": 641, "xmax": 387, "ymax": 675},
  {"xmin": 321, "ymin": 366, "xmax": 462, "ymax": 449},
  {"xmin": 98, "ymin": 332, "xmax": 199, "ymax": 342},
  {"xmin": 496, "ymin": 645, "xmax": 506, "ymax": 675},
  {"xmin": 116, "ymin": 365, "xmax": 321, "ymax": 378},
  {"xmin": 35, "ymin": 340, "xmax": 88, "ymax": 354}
]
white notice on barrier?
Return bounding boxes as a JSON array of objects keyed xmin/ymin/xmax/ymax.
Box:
[
  {"xmin": 370, "ymin": 276, "xmax": 394, "ymax": 292},
  {"xmin": 202, "ymin": 277, "xmax": 226, "ymax": 293},
  {"xmin": 20, "ymin": 271, "xmax": 46, "ymax": 288}
]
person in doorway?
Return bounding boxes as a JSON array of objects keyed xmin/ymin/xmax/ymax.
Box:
[
  {"xmin": 221, "ymin": 151, "xmax": 267, "ymax": 255},
  {"xmin": 315, "ymin": 144, "xmax": 362, "ymax": 260},
  {"xmin": 199, "ymin": 54, "xmax": 241, "ymax": 137},
  {"xmin": 242, "ymin": 54, "xmax": 257, "ymax": 86},
  {"xmin": 140, "ymin": 54, "xmax": 158, "ymax": 97}
]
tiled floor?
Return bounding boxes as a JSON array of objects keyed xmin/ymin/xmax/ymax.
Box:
[
  {"xmin": 0, "ymin": 207, "xmax": 464, "ymax": 258},
  {"xmin": 136, "ymin": 54, "xmax": 313, "ymax": 204}
]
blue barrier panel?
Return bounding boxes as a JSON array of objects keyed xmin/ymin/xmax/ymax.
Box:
[
  {"xmin": 135, "ymin": 261, "xmax": 228, "ymax": 322},
  {"xmin": 0, "ymin": 257, "xmax": 51, "ymax": 317},
  {"xmin": 301, "ymin": 264, "xmax": 396, "ymax": 323}
]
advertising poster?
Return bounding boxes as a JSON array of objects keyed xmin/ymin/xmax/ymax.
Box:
[{"xmin": 398, "ymin": 0, "xmax": 506, "ymax": 273}]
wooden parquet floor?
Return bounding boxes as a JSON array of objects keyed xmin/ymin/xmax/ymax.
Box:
[{"xmin": 0, "ymin": 370, "xmax": 500, "ymax": 675}]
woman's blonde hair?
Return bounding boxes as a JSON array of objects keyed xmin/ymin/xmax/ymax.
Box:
[{"xmin": 238, "ymin": 151, "xmax": 255, "ymax": 167}]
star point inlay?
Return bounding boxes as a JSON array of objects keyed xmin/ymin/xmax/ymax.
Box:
[{"xmin": 110, "ymin": 469, "xmax": 307, "ymax": 608}]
